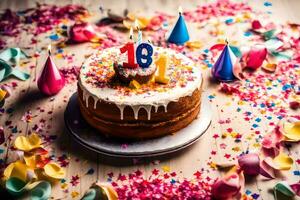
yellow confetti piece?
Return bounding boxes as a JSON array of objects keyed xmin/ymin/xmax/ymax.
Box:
[
  {"xmin": 273, "ymin": 152, "xmax": 293, "ymax": 170},
  {"xmin": 221, "ymin": 133, "xmax": 227, "ymax": 138},
  {"xmin": 230, "ymin": 132, "xmax": 238, "ymax": 138},
  {"xmin": 61, "ymin": 182, "xmax": 68, "ymax": 190},
  {"xmin": 71, "ymin": 191, "xmax": 79, "ymax": 198},
  {"xmin": 232, "ymin": 146, "xmax": 241, "ymax": 152},
  {"xmin": 282, "ymin": 121, "xmax": 300, "ymax": 142},
  {"xmin": 209, "ymin": 162, "xmax": 218, "ymax": 170},
  {"xmin": 262, "ymin": 63, "xmax": 277, "ymax": 72},
  {"xmin": 4, "ymin": 161, "xmax": 33, "ymax": 182},
  {"xmin": 0, "ymin": 88, "xmax": 7, "ymax": 102},
  {"xmin": 253, "ymin": 143, "xmax": 261, "ymax": 148},
  {"xmin": 186, "ymin": 41, "xmax": 203, "ymax": 49},
  {"xmin": 44, "ymin": 163, "xmax": 66, "ymax": 179},
  {"xmin": 162, "ymin": 165, "xmax": 170, "ymax": 172},
  {"xmin": 14, "ymin": 133, "xmax": 41, "ymax": 152},
  {"xmin": 225, "ymin": 102, "xmax": 231, "ymax": 106},
  {"xmin": 129, "ymin": 80, "xmax": 141, "ymax": 89}
]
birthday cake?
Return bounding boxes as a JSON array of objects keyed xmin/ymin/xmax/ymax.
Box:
[{"xmin": 78, "ymin": 46, "xmax": 202, "ymax": 139}]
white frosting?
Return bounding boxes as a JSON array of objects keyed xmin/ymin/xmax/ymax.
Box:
[{"xmin": 79, "ymin": 47, "xmax": 202, "ymax": 120}]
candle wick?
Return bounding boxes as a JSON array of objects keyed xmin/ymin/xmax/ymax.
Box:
[
  {"xmin": 225, "ymin": 39, "xmax": 229, "ymax": 45},
  {"xmin": 48, "ymin": 48, "xmax": 51, "ymax": 55}
]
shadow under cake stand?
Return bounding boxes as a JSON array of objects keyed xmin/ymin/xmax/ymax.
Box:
[{"xmin": 64, "ymin": 93, "xmax": 212, "ymax": 158}]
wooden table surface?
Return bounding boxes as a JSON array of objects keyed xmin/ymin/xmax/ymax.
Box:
[{"xmin": 0, "ymin": 0, "xmax": 299, "ymax": 199}]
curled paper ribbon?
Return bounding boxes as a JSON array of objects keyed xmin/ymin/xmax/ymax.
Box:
[
  {"xmin": 272, "ymin": 152, "xmax": 294, "ymax": 170},
  {"xmin": 43, "ymin": 163, "xmax": 66, "ymax": 180},
  {"xmin": 212, "ymin": 167, "xmax": 244, "ymax": 200},
  {"xmin": 241, "ymin": 45, "xmax": 267, "ymax": 70},
  {"xmin": 69, "ymin": 22, "xmax": 100, "ymax": 43},
  {"xmin": 14, "ymin": 133, "xmax": 42, "ymax": 152},
  {"xmin": 81, "ymin": 182, "xmax": 118, "ymax": 200},
  {"xmin": 259, "ymin": 157, "xmax": 276, "ymax": 179},
  {"xmin": 259, "ymin": 152, "xmax": 293, "ymax": 179},
  {"xmin": 238, "ymin": 153, "xmax": 260, "ymax": 175},
  {"xmin": 290, "ymin": 182, "xmax": 300, "ymax": 196},
  {"xmin": 4, "ymin": 161, "xmax": 36, "ymax": 182},
  {"xmin": 261, "ymin": 128, "xmax": 282, "ymax": 158},
  {"xmin": 273, "ymin": 181, "xmax": 295, "ymax": 200},
  {"xmin": 0, "ymin": 88, "xmax": 7, "ymax": 102},
  {"xmin": 281, "ymin": 120, "xmax": 300, "ymax": 142},
  {"xmin": 123, "ymin": 12, "xmax": 150, "ymax": 30},
  {"xmin": 6, "ymin": 177, "xmax": 51, "ymax": 200},
  {"xmin": 0, "ymin": 48, "xmax": 30, "ymax": 82}
]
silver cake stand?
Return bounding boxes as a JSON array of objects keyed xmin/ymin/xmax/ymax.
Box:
[{"xmin": 64, "ymin": 93, "xmax": 212, "ymax": 158}]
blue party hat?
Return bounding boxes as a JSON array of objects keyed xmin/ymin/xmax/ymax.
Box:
[
  {"xmin": 211, "ymin": 44, "xmax": 239, "ymax": 82},
  {"xmin": 167, "ymin": 14, "xmax": 189, "ymax": 44}
]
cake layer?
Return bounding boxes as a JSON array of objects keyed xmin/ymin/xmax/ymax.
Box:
[
  {"xmin": 78, "ymin": 92, "xmax": 201, "ymax": 139},
  {"xmin": 78, "ymin": 85, "xmax": 201, "ymax": 123}
]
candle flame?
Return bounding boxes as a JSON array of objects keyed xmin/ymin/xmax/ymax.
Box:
[
  {"xmin": 225, "ymin": 39, "xmax": 229, "ymax": 45},
  {"xmin": 129, "ymin": 26, "xmax": 133, "ymax": 40},
  {"xmin": 178, "ymin": 6, "xmax": 183, "ymax": 14},
  {"xmin": 47, "ymin": 44, "xmax": 51, "ymax": 55},
  {"xmin": 134, "ymin": 19, "xmax": 139, "ymax": 31}
]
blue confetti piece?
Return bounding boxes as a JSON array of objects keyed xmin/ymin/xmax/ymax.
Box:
[
  {"xmin": 246, "ymin": 111, "xmax": 252, "ymax": 116},
  {"xmin": 0, "ymin": 149, "xmax": 4, "ymax": 154},
  {"xmin": 6, "ymin": 107, "xmax": 14, "ymax": 114},
  {"xmin": 86, "ymin": 168, "xmax": 95, "ymax": 175},
  {"xmin": 57, "ymin": 48, "xmax": 63, "ymax": 53},
  {"xmin": 293, "ymin": 171, "xmax": 300, "ymax": 176},
  {"xmin": 252, "ymin": 124, "xmax": 259, "ymax": 128},
  {"xmin": 225, "ymin": 18, "xmax": 234, "ymax": 24},
  {"xmin": 203, "ymin": 49, "xmax": 209, "ymax": 53},
  {"xmin": 251, "ymin": 193, "xmax": 260, "ymax": 199},
  {"xmin": 61, "ymin": 25, "xmax": 68, "ymax": 30},
  {"xmin": 255, "ymin": 118, "xmax": 261, "ymax": 122},
  {"xmin": 282, "ymin": 84, "xmax": 291, "ymax": 91},
  {"xmin": 260, "ymin": 103, "xmax": 266, "ymax": 108},
  {"xmin": 235, "ymin": 139, "xmax": 241, "ymax": 143},
  {"xmin": 208, "ymin": 95, "xmax": 215, "ymax": 99},
  {"xmin": 11, "ymin": 126, "xmax": 18, "ymax": 133},
  {"xmin": 170, "ymin": 179, "xmax": 176, "ymax": 184},
  {"xmin": 61, "ymin": 179, "xmax": 66, "ymax": 183},
  {"xmin": 245, "ymin": 190, "xmax": 252, "ymax": 195},
  {"xmin": 49, "ymin": 34, "xmax": 59, "ymax": 41},
  {"xmin": 264, "ymin": 1, "xmax": 272, "ymax": 6},
  {"xmin": 244, "ymin": 31, "xmax": 252, "ymax": 37},
  {"xmin": 207, "ymin": 63, "xmax": 213, "ymax": 68},
  {"xmin": 237, "ymin": 108, "xmax": 241, "ymax": 112},
  {"xmin": 277, "ymin": 115, "xmax": 283, "ymax": 120}
]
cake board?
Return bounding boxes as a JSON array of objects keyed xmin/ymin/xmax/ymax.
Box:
[{"xmin": 64, "ymin": 92, "xmax": 212, "ymax": 158}]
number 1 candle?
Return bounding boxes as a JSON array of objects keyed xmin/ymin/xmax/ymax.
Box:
[
  {"xmin": 155, "ymin": 54, "xmax": 170, "ymax": 84},
  {"xmin": 120, "ymin": 27, "xmax": 138, "ymax": 68}
]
